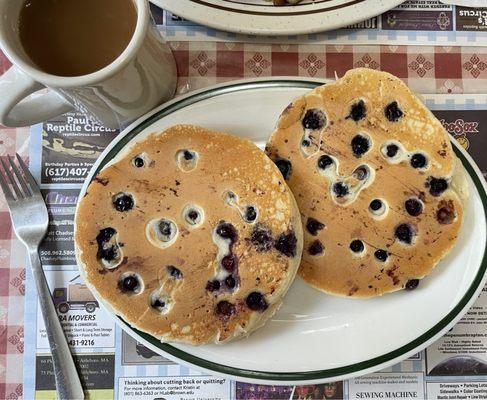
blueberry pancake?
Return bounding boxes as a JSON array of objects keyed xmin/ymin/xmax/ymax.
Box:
[
  {"xmin": 75, "ymin": 125, "xmax": 302, "ymax": 344},
  {"xmin": 266, "ymin": 68, "xmax": 468, "ymax": 298}
]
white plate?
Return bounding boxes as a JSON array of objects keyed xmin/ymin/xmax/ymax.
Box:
[
  {"xmin": 78, "ymin": 78, "xmax": 487, "ymax": 384},
  {"xmin": 154, "ymin": 0, "xmax": 404, "ymax": 36}
]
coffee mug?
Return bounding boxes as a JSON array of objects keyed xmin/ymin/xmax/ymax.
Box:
[{"xmin": 0, "ymin": 0, "xmax": 177, "ymax": 129}]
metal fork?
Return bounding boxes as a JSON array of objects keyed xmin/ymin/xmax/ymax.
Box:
[{"xmin": 0, "ymin": 154, "xmax": 84, "ymax": 400}]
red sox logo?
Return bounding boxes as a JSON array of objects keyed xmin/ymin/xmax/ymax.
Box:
[{"xmin": 439, "ymin": 118, "xmax": 479, "ymax": 150}]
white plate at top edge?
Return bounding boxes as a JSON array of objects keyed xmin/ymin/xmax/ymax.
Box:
[
  {"xmin": 78, "ymin": 78, "xmax": 487, "ymax": 384},
  {"xmin": 154, "ymin": 0, "xmax": 404, "ymax": 36}
]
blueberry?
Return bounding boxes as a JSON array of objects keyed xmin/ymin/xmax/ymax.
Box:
[
  {"xmin": 221, "ymin": 254, "xmax": 237, "ymax": 272},
  {"xmin": 96, "ymin": 228, "xmax": 116, "ymax": 246},
  {"xmin": 385, "ymin": 101, "xmax": 404, "ymax": 122},
  {"xmin": 308, "ymin": 240, "xmax": 324, "ymax": 256},
  {"xmin": 348, "ymin": 99, "xmax": 366, "ymax": 122},
  {"xmin": 159, "ymin": 221, "xmax": 171, "ymax": 236},
  {"xmin": 206, "ymin": 280, "xmax": 220, "ymax": 292},
  {"xmin": 369, "ymin": 199, "xmax": 383, "ymax": 211},
  {"xmin": 374, "ymin": 249, "xmax": 388, "ymax": 262},
  {"xmin": 301, "ymin": 139, "xmax": 311, "ymax": 147},
  {"xmin": 216, "ymin": 222, "xmax": 238, "ymax": 243},
  {"xmin": 184, "ymin": 206, "xmax": 203, "ymax": 226},
  {"xmin": 157, "ymin": 220, "xmax": 177, "ymax": 243},
  {"xmin": 427, "ymin": 177, "xmax": 448, "ymax": 197},
  {"xmin": 386, "ymin": 144, "xmax": 399, "ymax": 158},
  {"xmin": 151, "ymin": 298, "xmax": 166, "ymax": 310},
  {"xmin": 351, "ymin": 135, "xmax": 370, "ymax": 157},
  {"xmin": 215, "ymin": 301, "xmax": 236, "ymax": 316},
  {"xmin": 317, "ymin": 155, "xmax": 333, "ymax": 170},
  {"xmin": 246, "ymin": 292, "xmax": 268, "ymax": 311},
  {"xmin": 405, "ymin": 198, "xmax": 423, "ymax": 216},
  {"xmin": 350, "ymin": 240, "xmax": 364, "ymax": 253},
  {"xmin": 177, "ymin": 150, "xmax": 198, "ymax": 171},
  {"xmin": 274, "ymin": 232, "xmax": 297, "ymax": 257},
  {"xmin": 188, "ymin": 210, "xmax": 199, "ymax": 221},
  {"xmin": 154, "ymin": 219, "xmax": 177, "ymax": 243},
  {"xmin": 306, "ymin": 217, "xmax": 325, "ymax": 236},
  {"xmin": 353, "ymin": 166, "xmax": 369, "ymax": 181},
  {"xmin": 99, "ymin": 245, "xmax": 119, "ymax": 262},
  {"xmin": 274, "ymin": 158, "xmax": 292, "ymax": 180},
  {"xmin": 410, "ymin": 153, "xmax": 428, "ymax": 169},
  {"xmin": 302, "ymin": 109, "xmax": 325, "ymax": 130},
  {"xmin": 133, "ymin": 156, "xmax": 144, "ymax": 168},
  {"xmin": 244, "ymin": 206, "xmax": 257, "ymax": 223},
  {"xmin": 96, "ymin": 228, "xmax": 118, "ymax": 260},
  {"xmin": 167, "ymin": 265, "xmax": 183, "ymax": 279},
  {"xmin": 405, "ymin": 279, "xmax": 419, "ymax": 291},
  {"xmin": 395, "ymin": 223, "xmax": 415, "ymax": 244},
  {"xmin": 250, "ymin": 225, "xmax": 274, "ymax": 252},
  {"xmin": 437, "ymin": 202, "xmax": 456, "ymax": 225},
  {"xmin": 225, "ymin": 191, "xmax": 237, "ymax": 203},
  {"xmin": 119, "ymin": 275, "xmax": 139, "ymax": 292},
  {"xmin": 225, "ymin": 275, "xmax": 237, "ymax": 289},
  {"xmin": 333, "ymin": 181, "xmax": 349, "ymax": 197},
  {"xmin": 183, "ymin": 150, "xmax": 195, "ymax": 160},
  {"xmin": 112, "ymin": 193, "xmax": 134, "ymax": 212}
]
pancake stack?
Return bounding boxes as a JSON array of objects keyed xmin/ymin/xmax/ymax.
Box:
[
  {"xmin": 75, "ymin": 125, "xmax": 302, "ymax": 344},
  {"xmin": 266, "ymin": 68, "xmax": 467, "ymax": 297}
]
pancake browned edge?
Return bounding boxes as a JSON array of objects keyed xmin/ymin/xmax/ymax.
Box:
[
  {"xmin": 266, "ymin": 68, "xmax": 468, "ymax": 298},
  {"xmin": 75, "ymin": 125, "xmax": 303, "ymax": 345}
]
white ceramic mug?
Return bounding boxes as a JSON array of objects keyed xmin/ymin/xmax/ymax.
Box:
[{"xmin": 0, "ymin": 0, "xmax": 177, "ymax": 129}]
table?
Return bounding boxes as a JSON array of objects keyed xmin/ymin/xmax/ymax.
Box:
[{"xmin": 0, "ymin": 24, "xmax": 486, "ymax": 400}]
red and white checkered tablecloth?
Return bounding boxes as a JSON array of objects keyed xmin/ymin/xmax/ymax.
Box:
[{"xmin": 0, "ymin": 42, "xmax": 486, "ymax": 399}]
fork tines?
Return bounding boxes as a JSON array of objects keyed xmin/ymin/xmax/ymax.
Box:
[{"xmin": 0, "ymin": 154, "xmax": 40, "ymax": 202}]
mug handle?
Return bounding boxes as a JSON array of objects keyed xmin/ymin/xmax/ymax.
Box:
[{"xmin": 0, "ymin": 66, "xmax": 74, "ymax": 127}]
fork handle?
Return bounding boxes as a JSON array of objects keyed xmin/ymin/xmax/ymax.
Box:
[{"xmin": 30, "ymin": 250, "xmax": 85, "ymax": 400}]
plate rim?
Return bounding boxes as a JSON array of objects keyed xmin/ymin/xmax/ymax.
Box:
[
  {"xmin": 78, "ymin": 78, "xmax": 487, "ymax": 384},
  {"xmin": 154, "ymin": 0, "xmax": 404, "ymax": 36}
]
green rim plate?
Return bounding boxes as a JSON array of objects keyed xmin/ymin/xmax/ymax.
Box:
[{"xmin": 86, "ymin": 79, "xmax": 487, "ymax": 382}]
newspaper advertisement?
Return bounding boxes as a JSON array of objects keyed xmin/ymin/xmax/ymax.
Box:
[
  {"xmin": 151, "ymin": 1, "xmax": 487, "ymax": 46},
  {"xmin": 22, "ymin": 93, "xmax": 487, "ymax": 399}
]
